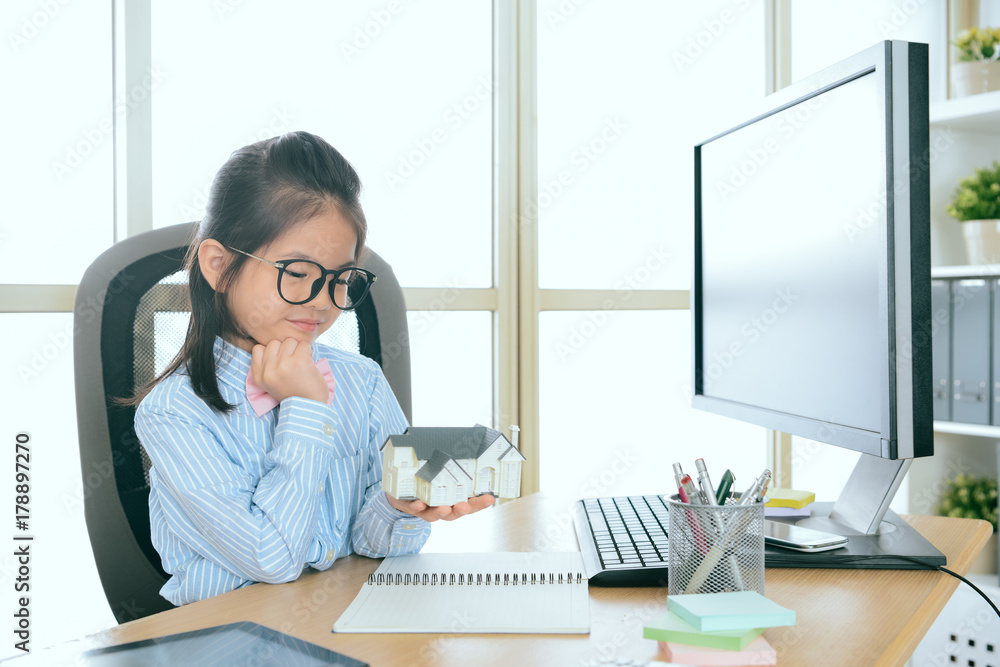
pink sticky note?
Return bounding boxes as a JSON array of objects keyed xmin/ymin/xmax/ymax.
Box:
[{"xmin": 659, "ymin": 635, "xmax": 777, "ymax": 666}]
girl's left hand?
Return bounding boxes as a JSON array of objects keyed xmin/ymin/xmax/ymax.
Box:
[{"xmin": 385, "ymin": 492, "xmax": 495, "ymax": 522}]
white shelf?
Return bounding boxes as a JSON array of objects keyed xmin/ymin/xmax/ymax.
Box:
[
  {"xmin": 933, "ymin": 420, "xmax": 1000, "ymax": 438},
  {"xmin": 931, "ymin": 265, "xmax": 1000, "ymax": 279},
  {"xmin": 929, "ymin": 90, "xmax": 1000, "ymax": 133}
]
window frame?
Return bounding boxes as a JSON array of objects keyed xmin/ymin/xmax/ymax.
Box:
[{"xmin": 0, "ymin": 0, "xmax": 792, "ymax": 495}]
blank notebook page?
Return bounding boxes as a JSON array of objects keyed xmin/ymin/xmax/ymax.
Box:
[{"xmin": 332, "ymin": 552, "xmax": 590, "ymax": 634}]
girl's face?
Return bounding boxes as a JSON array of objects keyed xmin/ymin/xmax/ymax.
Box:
[{"xmin": 225, "ymin": 208, "xmax": 358, "ymax": 351}]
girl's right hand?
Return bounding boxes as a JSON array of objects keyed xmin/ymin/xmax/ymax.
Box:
[{"xmin": 250, "ymin": 339, "xmax": 329, "ymax": 404}]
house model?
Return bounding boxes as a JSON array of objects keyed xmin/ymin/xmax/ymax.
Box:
[{"xmin": 380, "ymin": 424, "xmax": 525, "ymax": 506}]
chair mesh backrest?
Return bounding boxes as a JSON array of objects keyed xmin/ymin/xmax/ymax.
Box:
[
  {"xmin": 128, "ymin": 269, "xmax": 363, "ymax": 486},
  {"xmin": 81, "ymin": 222, "xmax": 399, "ymax": 624}
]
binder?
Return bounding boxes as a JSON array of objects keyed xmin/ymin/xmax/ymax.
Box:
[
  {"xmin": 951, "ymin": 279, "xmax": 990, "ymax": 424},
  {"xmin": 931, "ymin": 280, "xmax": 951, "ymax": 421},
  {"xmin": 993, "ymin": 280, "xmax": 1000, "ymax": 425}
]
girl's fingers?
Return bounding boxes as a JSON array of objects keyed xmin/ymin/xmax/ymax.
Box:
[
  {"xmin": 280, "ymin": 338, "xmax": 300, "ymax": 358},
  {"xmin": 263, "ymin": 339, "xmax": 282, "ymax": 365},
  {"xmin": 384, "ymin": 493, "xmax": 495, "ymax": 522},
  {"xmin": 469, "ymin": 495, "xmax": 495, "ymax": 511}
]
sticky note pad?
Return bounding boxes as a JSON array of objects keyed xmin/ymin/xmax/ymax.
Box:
[
  {"xmin": 764, "ymin": 505, "xmax": 811, "ymax": 518},
  {"xmin": 643, "ymin": 610, "xmax": 765, "ymax": 650},
  {"xmin": 660, "ymin": 635, "xmax": 777, "ymax": 666},
  {"xmin": 668, "ymin": 591, "xmax": 796, "ymax": 632},
  {"xmin": 764, "ymin": 488, "xmax": 815, "ymax": 509}
]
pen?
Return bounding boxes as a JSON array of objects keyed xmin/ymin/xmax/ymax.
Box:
[
  {"xmin": 693, "ymin": 461, "xmax": 745, "ymax": 591},
  {"xmin": 680, "ymin": 474, "xmax": 702, "ymax": 506},
  {"xmin": 715, "ymin": 469, "xmax": 735, "ymax": 505},
  {"xmin": 694, "ymin": 458, "xmax": 716, "ymax": 508},
  {"xmin": 677, "ymin": 479, "xmax": 709, "ymax": 555},
  {"xmin": 737, "ymin": 469, "xmax": 772, "ymax": 506},
  {"xmin": 672, "ymin": 462, "xmax": 686, "ymax": 491},
  {"xmin": 755, "ymin": 474, "xmax": 771, "ymax": 503}
]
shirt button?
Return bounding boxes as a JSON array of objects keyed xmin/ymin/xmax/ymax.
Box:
[
  {"xmin": 401, "ymin": 524, "xmax": 415, "ymax": 530},
  {"xmin": 318, "ymin": 484, "xmax": 324, "ymax": 493},
  {"xmin": 326, "ymin": 549, "xmax": 336, "ymax": 561},
  {"xmin": 322, "ymin": 423, "xmax": 333, "ymax": 435}
]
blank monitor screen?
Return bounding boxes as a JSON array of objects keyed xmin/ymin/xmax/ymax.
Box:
[{"xmin": 698, "ymin": 71, "xmax": 885, "ymax": 435}]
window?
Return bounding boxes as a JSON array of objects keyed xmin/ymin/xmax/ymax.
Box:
[
  {"xmin": 535, "ymin": 0, "xmax": 770, "ymax": 496},
  {"xmin": 2, "ymin": 1, "xmax": 793, "ymax": 653},
  {"xmin": 0, "ymin": 1, "xmax": 114, "ymax": 284},
  {"xmin": 149, "ymin": 0, "xmax": 493, "ymax": 289}
]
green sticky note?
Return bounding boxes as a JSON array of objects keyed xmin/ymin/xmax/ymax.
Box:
[
  {"xmin": 642, "ymin": 610, "xmax": 765, "ymax": 650},
  {"xmin": 667, "ymin": 591, "xmax": 796, "ymax": 632}
]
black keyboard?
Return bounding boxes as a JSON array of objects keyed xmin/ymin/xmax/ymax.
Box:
[{"xmin": 571, "ymin": 495, "xmax": 671, "ymax": 587}]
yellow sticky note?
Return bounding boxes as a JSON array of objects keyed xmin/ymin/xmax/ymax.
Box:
[{"xmin": 764, "ymin": 488, "xmax": 815, "ymax": 509}]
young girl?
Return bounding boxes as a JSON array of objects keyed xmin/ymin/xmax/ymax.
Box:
[{"xmin": 134, "ymin": 131, "xmax": 493, "ymax": 605}]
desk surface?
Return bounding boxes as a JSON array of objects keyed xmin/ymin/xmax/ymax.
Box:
[{"xmin": 80, "ymin": 494, "xmax": 991, "ymax": 666}]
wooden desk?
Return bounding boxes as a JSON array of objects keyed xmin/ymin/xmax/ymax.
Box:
[{"xmin": 66, "ymin": 494, "xmax": 995, "ymax": 666}]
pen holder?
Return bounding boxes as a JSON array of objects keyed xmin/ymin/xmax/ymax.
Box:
[{"xmin": 666, "ymin": 494, "xmax": 765, "ymax": 596}]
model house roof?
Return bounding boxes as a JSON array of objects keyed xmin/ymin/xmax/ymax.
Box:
[
  {"xmin": 382, "ymin": 424, "xmax": 514, "ymax": 461},
  {"xmin": 499, "ymin": 444, "xmax": 526, "ymax": 462},
  {"xmin": 415, "ymin": 449, "xmax": 473, "ymax": 484}
]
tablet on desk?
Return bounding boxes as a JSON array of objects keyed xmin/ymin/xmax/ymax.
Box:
[{"xmin": 1, "ymin": 622, "xmax": 367, "ymax": 667}]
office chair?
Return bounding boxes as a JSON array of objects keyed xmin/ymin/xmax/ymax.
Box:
[{"xmin": 74, "ymin": 221, "xmax": 411, "ymax": 623}]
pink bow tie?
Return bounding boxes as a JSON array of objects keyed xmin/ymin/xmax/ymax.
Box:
[{"xmin": 245, "ymin": 358, "xmax": 336, "ymax": 417}]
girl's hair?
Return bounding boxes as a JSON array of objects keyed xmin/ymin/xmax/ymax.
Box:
[{"xmin": 136, "ymin": 131, "xmax": 368, "ymax": 412}]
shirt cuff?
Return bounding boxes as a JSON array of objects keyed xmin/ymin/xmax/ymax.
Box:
[
  {"xmin": 371, "ymin": 489, "xmax": 426, "ymax": 524},
  {"xmin": 275, "ymin": 397, "xmax": 356, "ymax": 459}
]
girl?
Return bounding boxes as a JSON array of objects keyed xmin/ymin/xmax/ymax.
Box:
[{"xmin": 134, "ymin": 131, "xmax": 493, "ymax": 605}]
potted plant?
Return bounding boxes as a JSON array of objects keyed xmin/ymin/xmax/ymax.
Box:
[
  {"xmin": 951, "ymin": 27, "xmax": 1000, "ymax": 97},
  {"xmin": 947, "ymin": 160, "xmax": 1000, "ymax": 266},
  {"xmin": 937, "ymin": 474, "xmax": 998, "ymax": 575}
]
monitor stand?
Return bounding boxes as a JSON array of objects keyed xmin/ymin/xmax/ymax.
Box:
[{"xmin": 764, "ymin": 453, "xmax": 946, "ymax": 569}]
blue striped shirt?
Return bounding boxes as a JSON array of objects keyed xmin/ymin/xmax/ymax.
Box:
[{"xmin": 135, "ymin": 336, "xmax": 430, "ymax": 605}]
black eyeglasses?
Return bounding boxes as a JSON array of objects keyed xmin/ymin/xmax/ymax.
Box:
[{"xmin": 228, "ymin": 247, "xmax": 376, "ymax": 310}]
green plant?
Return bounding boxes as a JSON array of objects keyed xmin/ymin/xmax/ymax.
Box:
[
  {"xmin": 946, "ymin": 160, "xmax": 1000, "ymax": 222},
  {"xmin": 953, "ymin": 27, "xmax": 1000, "ymax": 61},
  {"xmin": 936, "ymin": 474, "xmax": 998, "ymax": 531}
]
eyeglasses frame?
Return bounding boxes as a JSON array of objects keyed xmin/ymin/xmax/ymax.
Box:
[{"xmin": 226, "ymin": 246, "xmax": 377, "ymax": 310}]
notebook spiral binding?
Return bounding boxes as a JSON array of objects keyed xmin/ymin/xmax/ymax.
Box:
[{"xmin": 366, "ymin": 571, "xmax": 585, "ymax": 586}]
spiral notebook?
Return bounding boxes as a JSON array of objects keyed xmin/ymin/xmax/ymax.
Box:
[{"xmin": 332, "ymin": 552, "xmax": 590, "ymax": 634}]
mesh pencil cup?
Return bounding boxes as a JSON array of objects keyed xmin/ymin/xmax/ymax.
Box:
[{"xmin": 666, "ymin": 494, "xmax": 765, "ymax": 596}]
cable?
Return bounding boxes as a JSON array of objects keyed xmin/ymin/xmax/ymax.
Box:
[
  {"xmin": 767, "ymin": 553, "xmax": 1000, "ymax": 620},
  {"xmin": 892, "ymin": 555, "xmax": 1000, "ymax": 621}
]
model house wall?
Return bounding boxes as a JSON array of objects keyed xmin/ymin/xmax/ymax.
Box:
[{"xmin": 381, "ymin": 425, "xmax": 525, "ymax": 505}]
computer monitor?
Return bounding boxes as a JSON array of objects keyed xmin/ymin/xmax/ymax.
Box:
[{"xmin": 692, "ymin": 40, "xmax": 942, "ymax": 566}]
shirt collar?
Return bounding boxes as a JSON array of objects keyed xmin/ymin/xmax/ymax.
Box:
[
  {"xmin": 212, "ymin": 336, "xmax": 324, "ymax": 392},
  {"xmin": 213, "ymin": 337, "xmax": 252, "ymax": 392}
]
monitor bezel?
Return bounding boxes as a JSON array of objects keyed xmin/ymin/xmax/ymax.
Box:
[{"xmin": 691, "ymin": 40, "xmax": 931, "ymax": 460}]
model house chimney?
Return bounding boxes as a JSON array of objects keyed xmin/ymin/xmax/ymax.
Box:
[{"xmin": 509, "ymin": 425, "xmax": 520, "ymax": 449}]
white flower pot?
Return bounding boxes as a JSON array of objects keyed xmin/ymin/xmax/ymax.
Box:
[
  {"xmin": 951, "ymin": 60, "xmax": 1000, "ymax": 97},
  {"xmin": 961, "ymin": 219, "xmax": 1000, "ymax": 266}
]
